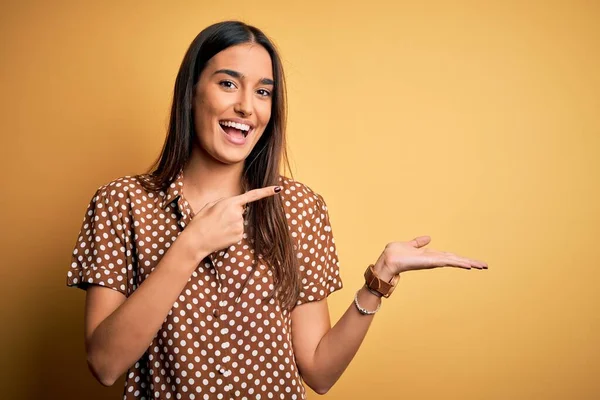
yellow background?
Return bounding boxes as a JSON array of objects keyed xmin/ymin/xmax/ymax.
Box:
[{"xmin": 1, "ymin": 1, "xmax": 598, "ymax": 399}]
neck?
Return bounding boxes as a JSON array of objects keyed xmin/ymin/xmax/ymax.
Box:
[{"xmin": 183, "ymin": 147, "xmax": 246, "ymax": 205}]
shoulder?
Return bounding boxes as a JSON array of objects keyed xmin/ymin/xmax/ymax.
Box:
[
  {"xmin": 278, "ymin": 174, "xmax": 325, "ymax": 201},
  {"xmin": 277, "ymin": 175, "xmax": 330, "ymax": 220},
  {"xmin": 84, "ymin": 174, "xmax": 161, "ymax": 212},
  {"xmin": 89, "ymin": 173, "xmax": 164, "ymax": 198},
  {"xmin": 93, "ymin": 174, "xmax": 153, "ymax": 197}
]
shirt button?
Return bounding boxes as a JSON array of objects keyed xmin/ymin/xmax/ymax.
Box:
[
  {"xmin": 213, "ymin": 309, "xmax": 220, "ymax": 317},
  {"xmin": 219, "ymin": 368, "xmax": 226, "ymax": 374}
]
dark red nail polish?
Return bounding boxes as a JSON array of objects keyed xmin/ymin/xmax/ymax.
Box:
[{"xmin": 274, "ymin": 186, "xmax": 281, "ymax": 193}]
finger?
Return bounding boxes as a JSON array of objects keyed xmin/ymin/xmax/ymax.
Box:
[
  {"xmin": 468, "ymin": 259, "xmax": 487, "ymax": 269},
  {"xmin": 198, "ymin": 197, "xmax": 225, "ymax": 213},
  {"xmin": 439, "ymin": 256, "xmax": 472, "ymax": 270},
  {"xmin": 447, "ymin": 256, "xmax": 490, "ymax": 270},
  {"xmin": 452, "ymin": 256, "xmax": 487, "ymax": 269},
  {"xmin": 441, "ymin": 252, "xmax": 488, "ymax": 269},
  {"xmin": 409, "ymin": 235, "xmax": 431, "ymax": 248},
  {"xmin": 233, "ymin": 186, "xmax": 281, "ymax": 205}
]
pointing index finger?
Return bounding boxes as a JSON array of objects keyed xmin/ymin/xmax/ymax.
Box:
[{"xmin": 234, "ymin": 186, "xmax": 282, "ymax": 205}]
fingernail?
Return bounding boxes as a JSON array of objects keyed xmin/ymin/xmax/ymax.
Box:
[{"xmin": 274, "ymin": 186, "xmax": 282, "ymax": 193}]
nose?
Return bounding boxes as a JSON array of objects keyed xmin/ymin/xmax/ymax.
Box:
[{"xmin": 234, "ymin": 89, "xmax": 253, "ymax": 117}]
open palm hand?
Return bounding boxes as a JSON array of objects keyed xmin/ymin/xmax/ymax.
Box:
[{"xmin": 375, "ymin": 236, "xmax": 488, "ymax": 279}]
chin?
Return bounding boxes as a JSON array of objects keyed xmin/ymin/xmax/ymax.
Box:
[
  {"xmin": 195, "ymin": 129, "xmax": 262, "ymax": 166},
  {"xmin": 211, "ymin": 144, "xmax": 253, "ymax": 165}
]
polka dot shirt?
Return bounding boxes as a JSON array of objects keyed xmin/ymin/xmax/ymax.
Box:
[{"xmin": 66, "ymin": 172, "xmax": 343, "ymax": 399}]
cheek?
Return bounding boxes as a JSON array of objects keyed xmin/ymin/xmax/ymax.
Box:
[
  {"xmin": 257, "ymin": 101, "xmax": 272, "ymax": 127},
  {"xmin": 194, "ymin": 97, "xmax": 209, "ymax": 123},
  {"xmin": 194, "ymin": 93, "xmax": 227, "ymax": 130}
]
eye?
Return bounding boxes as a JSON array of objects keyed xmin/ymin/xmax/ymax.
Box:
[
  {"xmin": 219, "ymin": 80, "xmax": 237, "ymax": 90},
  {"xmin": 257, "ymin": 89, "xmax": 271, "ymax": 97}
]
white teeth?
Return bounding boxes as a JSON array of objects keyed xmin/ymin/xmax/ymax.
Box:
[{"xmin": 220, "ymin": 120, "xmax": 250, "ymax": 132}]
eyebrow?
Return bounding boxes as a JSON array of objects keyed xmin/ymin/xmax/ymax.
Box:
[{"xmin": 213, "ymin": 69, "xmax": 274, "ymax": 86}]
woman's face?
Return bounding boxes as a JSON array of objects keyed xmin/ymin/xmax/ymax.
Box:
[{"xmin": 193, "ymin": 43, "xmax": 274, "ymax": 165}]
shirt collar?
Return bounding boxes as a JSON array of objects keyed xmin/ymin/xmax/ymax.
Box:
[{"xmin": 159, "ymin": 170, "xmax": 184, "ymax": 210}]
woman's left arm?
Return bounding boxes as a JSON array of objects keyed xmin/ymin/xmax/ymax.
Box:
[
  {"xmin": 291, "ymin": 283, "xmax": 383, "ymax": 394},
  {"xmin": 291, "ymin": 235, "xmax": 488, "ymax": 394}
]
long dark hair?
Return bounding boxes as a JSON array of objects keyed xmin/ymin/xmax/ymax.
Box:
[{"xmin": 140, "ymin": 21, "xmax": 300, "ymax": 309}]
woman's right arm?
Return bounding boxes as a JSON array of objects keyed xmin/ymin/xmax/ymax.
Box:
[
  {"xmin": 83, "ymin": 185, "xmax": 280, "ymax": 386},
  {"xmin": 85, "ymin": 230, "xmax": 205, "ymax": 386}
]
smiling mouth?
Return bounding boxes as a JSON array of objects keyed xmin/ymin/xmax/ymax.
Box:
[{"xmin": 219, "ymin": 120, "xmax": 252, "ymax": 138}]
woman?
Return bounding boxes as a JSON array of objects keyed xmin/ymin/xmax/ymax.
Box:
[{"xmin": 67, "ymin": 20, "xmax": 487, "ymax": 399}]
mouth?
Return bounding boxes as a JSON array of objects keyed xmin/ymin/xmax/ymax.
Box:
[{"xmin": 219, "ymin": 120, "xmax": 253, "ymax": 138}]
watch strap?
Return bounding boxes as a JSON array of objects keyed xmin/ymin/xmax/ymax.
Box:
[{"xmin": 364, "ymin": 264, "xmax": 400, "ymax": 298}]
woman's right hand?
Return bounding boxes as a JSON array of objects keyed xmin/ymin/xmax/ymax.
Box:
[{"xmin": 185, "ymin": 185, "xmax": 282, "ymax": 258}]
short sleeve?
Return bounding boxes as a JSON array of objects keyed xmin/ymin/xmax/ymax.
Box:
[
  {"xmin": 66, "ymin": 186, "xmax": 131, "ymax": 296},
  {"xmin": 296, "ymin": 193, "xmax": 343, "ymax": 305}
]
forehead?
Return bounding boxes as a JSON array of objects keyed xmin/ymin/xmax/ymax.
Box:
[{"xmin": 207, "ymin": 43, "xmax": 273, "ymax": 79}]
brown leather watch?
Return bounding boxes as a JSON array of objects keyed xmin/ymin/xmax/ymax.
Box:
[{"xmin": 364, "ymin": 264, "xmax": 400, "ymax": 298}]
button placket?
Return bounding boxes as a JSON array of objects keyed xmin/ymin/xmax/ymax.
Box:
[
  {"xmin": 209, "ymin": 254, "xmax": 224, "ymax": 318},
  {"xmin": 209, "ymin": 253, "xmax": 236, "ymax": 394}
]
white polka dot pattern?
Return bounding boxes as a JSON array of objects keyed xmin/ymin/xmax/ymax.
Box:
[{"xmin": 67, "ymin": 172, "xmax": 343, "ymax": 399}]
